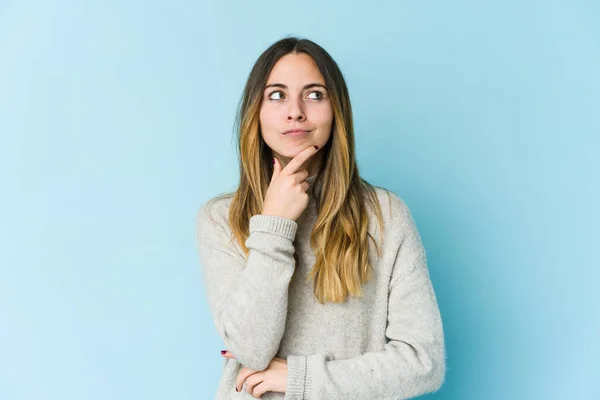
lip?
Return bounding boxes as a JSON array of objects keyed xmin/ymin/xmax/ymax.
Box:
[{"xmin": 282, "ymin": 129, "xmax": 311, "ymax": 135}]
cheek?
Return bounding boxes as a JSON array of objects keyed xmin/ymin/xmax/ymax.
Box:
[
  {"xmin": 310, "ymin": 104, "xmax": 334, "ymax": 127},
  {"xmin": 259, "ymin": 105, "xmax": 281, "ymax": 130}
]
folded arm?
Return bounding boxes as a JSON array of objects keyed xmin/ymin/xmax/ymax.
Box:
[{"xmin": 196, "ymin": 200, "xmax": 298, "ymax": 371}]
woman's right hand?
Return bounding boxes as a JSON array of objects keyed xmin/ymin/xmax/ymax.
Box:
[{"xmin": 261, "ymin": 145, "xmax": 320, "ymax": 221}]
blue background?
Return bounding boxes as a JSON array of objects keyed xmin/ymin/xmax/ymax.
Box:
[{"xmin": 1, "ymin": 1, "xmax": 598, "ymax": 399}]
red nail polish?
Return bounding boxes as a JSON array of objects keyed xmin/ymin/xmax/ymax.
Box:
[
  {"xmin": 221, "ymin": 350, "xmax": 226, "ymax": 355},
  {"xmin": 235, "ymin": 387, "xmax": 240, "ymax": 392},
  {"xmin": 273, "ymin": 158, "xmax": 276, "ymax": 164},
  {"xmin": 314, "ymin": 145, "xmax": 319, "ymax": 150}
]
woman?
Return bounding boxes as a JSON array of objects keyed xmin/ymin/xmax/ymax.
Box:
[{"xmin": 196, "ymin": 37, "xmax": 446, "ymax": 399}]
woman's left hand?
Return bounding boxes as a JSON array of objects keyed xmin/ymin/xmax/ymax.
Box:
[{"xmin": 221, "ymin": 350, "xmax": 288, "ymax": 398}]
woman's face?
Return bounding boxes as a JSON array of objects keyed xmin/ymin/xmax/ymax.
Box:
[{"xmin": 259, "ymin": 53, "xmax": 333, "ymax": 169}]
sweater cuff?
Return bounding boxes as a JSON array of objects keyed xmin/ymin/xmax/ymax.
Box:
[
  {"xmin": 249, "ymin": 214, "xmax": 298, "ymax": 241},
  {"xmin": 285, "ymin": 355, "xmax": 307, "ymax": 400}
]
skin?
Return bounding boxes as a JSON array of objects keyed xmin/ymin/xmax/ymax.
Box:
[
  {"xmin": 259, "ymin": 52, "xmax": 334, "ymax": 177},
  {"xmin": 221, "ymin": 351, "xmax": 288, "ymax": 397},
  {"xmin": 262, "ymin": 145, "xmax": 321, "ymax": 221}
]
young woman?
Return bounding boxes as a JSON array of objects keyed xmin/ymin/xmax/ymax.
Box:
[{"xmin": 196, "ymin": 37, "xmax": 446, "ymax": 399}]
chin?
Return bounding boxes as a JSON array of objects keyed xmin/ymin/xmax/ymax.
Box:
[
  {"xmin": 276, "ymin": 143, "xmax": 314, "ymax": 158},
  {"xmin": 275, "ymin": 149, "xmax": 302, "ymax": 159}
]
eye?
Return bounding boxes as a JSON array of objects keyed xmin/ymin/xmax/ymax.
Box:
[
  {"xmin": 307, "ymin": 91, "xmax": 323, "ymax": 100},
  {"xmin": 268, "ymin": 91, "xmax": 285, "ymax": 100}
]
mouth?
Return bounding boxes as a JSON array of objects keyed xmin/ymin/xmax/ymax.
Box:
[{"xmin": 282, "ymin": 129, "xmax": 312, "ymax": 136}]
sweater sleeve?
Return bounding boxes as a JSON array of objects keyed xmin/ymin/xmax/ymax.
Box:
[
  {"xmin": 195, "ymin": 199, "xmax": 298, "ymax": 372},
  {"xmin": 284, "ymin": 194, "xmax": 446, "ymax": 400}
]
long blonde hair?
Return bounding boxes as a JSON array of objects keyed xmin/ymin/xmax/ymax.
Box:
[{"xmin": 220, "ymin": 37, "xmax": 387, "ymax": 304}]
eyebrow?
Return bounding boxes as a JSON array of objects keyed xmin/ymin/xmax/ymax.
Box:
[{"xmin": 264, "ymin": 83, "xmax": 328, "ymax": 91}]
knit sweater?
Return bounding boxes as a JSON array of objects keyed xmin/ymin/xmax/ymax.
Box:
[{"xmin": 195, "ymin": 174, "xmax": 446, "ymax": 400}]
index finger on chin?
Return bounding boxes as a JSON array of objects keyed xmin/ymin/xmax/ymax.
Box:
[{"xmin": 281, "ymin": 145, "xmax": 319, "ymax": 175}]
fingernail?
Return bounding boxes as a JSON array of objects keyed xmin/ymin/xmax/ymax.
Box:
[
  {"xmin": 314, "ymin": 145, "xmax": 319, "ymax": 150},
  {"xmin": 235, "ymin": 387, "xmax": 239, "ymax": 392},
  {"xmin": 273, "ymin": 158, "xmax": 276, "ymax": 164},
  {"xmin": 221, "ymin": 350, "xmax": 226, "ymax": 355}
]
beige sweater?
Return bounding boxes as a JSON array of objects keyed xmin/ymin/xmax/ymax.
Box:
[{"xmin": 195, "ymin": 174, "xmax": 446, "ymax": 399}]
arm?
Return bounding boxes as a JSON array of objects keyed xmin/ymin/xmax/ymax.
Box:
[
  {"xmin": 195, "ymin": 199, "xmax": 298, "ymax": 371},
  {"xmin": 285, "ymin": 195, "xmax": 446, "ymax": 400}
]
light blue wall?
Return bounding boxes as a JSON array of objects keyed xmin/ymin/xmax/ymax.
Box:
[{"xmin": 1, "ymin": 1, "xmax": 598, "ymax": 399}]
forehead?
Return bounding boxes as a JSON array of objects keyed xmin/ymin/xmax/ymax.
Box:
[{"xmin": 266, "ymin": 53, "xmax": 325, "ymax": 85}]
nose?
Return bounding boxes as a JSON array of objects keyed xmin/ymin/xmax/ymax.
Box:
[{"xmin": 286, "ymin": 97, "xmax": 306, "ymax": 121}]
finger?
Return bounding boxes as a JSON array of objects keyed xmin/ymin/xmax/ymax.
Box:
[
  {"xmin": 236, "ymin": 367, "xmax": 258, "ymax": 393},
  {"xmin": 271, "ymin": 157, "xmax": 281, "ymax": 183},
  {"xmin": 290, "ymin": 169, "xmax": 309, "ymax": 184},
  {"xmin": 245, "ymin": 374, "xmax": 264, "ymax": 398},
  {"xmin": 253, "ymin": 381, "xmax": 269, "ymax": 398},
  {"xmin": 221, "ymin": 350, "xmax": 235, "ymax": 359},
  {"xmin": 300, "ymin": 180, "xmax": 310, "ymax": 192},
  {"xmin": 281, "ymin": 145, "xmax": 319, "ymax": 176}
]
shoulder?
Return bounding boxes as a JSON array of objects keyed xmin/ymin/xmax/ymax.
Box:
[
  {"xmin": 195, "ymin": 192, "xmax": 248, "ymax": 260},
  {"xmin": 364, "ymin": 183, "xmax": 415, "ymax": 227},
  {"xmin": 196, "ymin": 192, "xmax": 235, "ymax": 236},
  {"xmin": 363, "ymin": 182, "xmax": 422, "ymax": 247}
]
